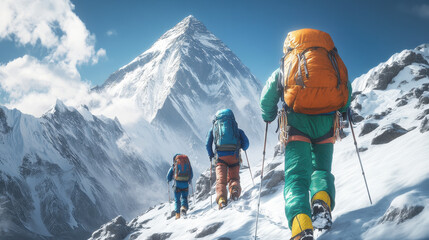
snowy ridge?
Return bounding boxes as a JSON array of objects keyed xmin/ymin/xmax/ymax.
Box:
[
  {"xmin": 90, "ymin": 44, "xmax": 429, "ymax": 240},
  {"xmin": 0, "ymin": 101, "xmax": 169, "ymax": 239},
  {"xmin": 353, "ymin": 44, "xmax": 429, "ymax": 92}
]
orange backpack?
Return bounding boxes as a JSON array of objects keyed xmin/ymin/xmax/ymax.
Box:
[
  {"xmin": 174, "ymin": 155, "xmax": 191, "ymax": 181},
  {"xmin": 279, "ymin": 29, "xmax": 349, "ymax": 114}
]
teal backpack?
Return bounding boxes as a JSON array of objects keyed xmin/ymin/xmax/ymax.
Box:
[{"xmin": 213, "ymin": 109, "xmax": 240, "ymax": 152}]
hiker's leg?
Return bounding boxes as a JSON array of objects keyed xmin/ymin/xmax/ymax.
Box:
[
  {"xmin": 310, "ymin": 143, "xmax": 335, "ymax": 210},
  {"xmin": 215, "ymin": 162, "xmax": 228, "ymax": 203},
  {"xmin": 220, "ymin": 155, "xmax": 241, "ymax": 198},
  {"xmin": 228, "ymin": 165, "xmax": 241, "ymax": 197},
  {"xmin": 181, "ymin": 189, "xmax": 189, "ymax": 210},
  {"xmin": 174, "ymin": 190, "xmax": 181, "ymax": 213},
  {"xmin": 284, "ymin": 141, "xmax": 313, "ymax": 229}
]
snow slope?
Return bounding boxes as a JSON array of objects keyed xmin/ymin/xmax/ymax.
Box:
[{"xmin": 90, "ymin": 44, "xmax": 429, "ymax": 240}]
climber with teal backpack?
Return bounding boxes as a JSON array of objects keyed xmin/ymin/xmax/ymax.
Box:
[
  {"xmin": 167, "ymin": 154, "xmax": 193, "ymax": 219},
  {"xmin": 206, "ymin": 109, "xmax": 249, "ymax": 209}
]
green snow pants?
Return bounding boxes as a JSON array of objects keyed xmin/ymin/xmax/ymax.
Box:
[{"xmin": 283, "ymin": 113, "xmax": 336, "ymax": 229}]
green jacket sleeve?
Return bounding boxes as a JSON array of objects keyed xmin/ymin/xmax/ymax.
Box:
[
  {"xmin": 338, "ymin": 80, "xmax": 353, "ymax": 113},
  {"xmin": 260, "ymin": 69, "xmax": 282, "ymax": 122}
]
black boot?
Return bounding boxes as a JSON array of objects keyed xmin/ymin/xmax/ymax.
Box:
[
  {"xmin": 290, "ymin": 229, "xmax": 313, "ymax": 240},
  {"xmin": 311, "ymin": 200, "xmax": 332, "ymax": 230}
]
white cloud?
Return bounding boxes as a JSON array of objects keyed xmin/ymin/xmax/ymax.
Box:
[
  {"xmin": 412, "ymin": 4, "xmax": 429, "ymax": 19},
  {"xmin": 106, "ymin": 29, "xmax": 117, "ymax": 37},
  {"xmin": 0, "ymin": 55, "xmax": 91, "ymax": 117},
  {"xmin": 0, "ymin": 0, "xmax": 106, "ymax": 116}
]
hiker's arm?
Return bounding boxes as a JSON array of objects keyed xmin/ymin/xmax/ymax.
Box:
[
  {"xmin": 166, "ymin": 167, "xmax": 173, "ymax": 182},
  {"xmin": 190, "ymin": 165, "xmax": 193, "ymax": 182},
  {"xmin": 260, "ymin": 69, "xmax": 282, "ymax": 123},
  {"xmin": 205, "ymin": 128, "xmax": 214, "ymax": 159},
  {"xmin": 239, "ymin": 129, "xmax": 249, "ymax": 151},
  {"xmin": 339, "ymin": 80, "xmax": 353, "ymax": 121},
  {"xmin": 338, "ymin": 80, "xmax": 353, "ymax": 113}
]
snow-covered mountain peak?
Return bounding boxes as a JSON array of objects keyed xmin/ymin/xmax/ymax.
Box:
[
  {"xmin": 353, "ymin": 44, "xmax": 429, "ymax": 93},
  {"xmin": 158, "ymin": 15, "xmax": 211, "ymax": 43},
  {"xmin": 92, "ymin": 16, "xmax": 263, "ymax": 173}
]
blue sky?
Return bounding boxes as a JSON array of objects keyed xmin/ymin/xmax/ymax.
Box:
[
  {"xmin": 0, "ymin": 0, "xmax": 429, "ymax": 115},
  {"xmin": 74, "ymin": 0, "xmax": 429, "ymax": 84}
]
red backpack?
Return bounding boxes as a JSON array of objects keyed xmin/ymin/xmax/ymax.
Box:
[{"xmin": 174, "ymin": 155, "xmax": 191, "ymax": 181}]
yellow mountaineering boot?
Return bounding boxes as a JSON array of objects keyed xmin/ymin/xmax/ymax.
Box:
[
  {"xmin": 290, "ymin": 214, "xmax": 314, "ymax": 240},
  {"xmin": 175, "ymin": 212, "xmax": 180, "ymax": 220},
  {"xmin": 311, "ymin": 191, "xmax": 332, "ymax": 230},
  {"xmin": 218, "ymin": 197, "xmax": 227, "ymax": 210}
]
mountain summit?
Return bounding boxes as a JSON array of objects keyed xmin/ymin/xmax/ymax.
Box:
[{"xmin": 96, "ymin": 15, "xmax": 264, "ymax": 168}]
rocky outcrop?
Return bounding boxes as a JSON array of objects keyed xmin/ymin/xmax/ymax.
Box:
[
  {"xmin": 89, "ymin": 216, "xmax": 131, "ymax": 240},
  {"xmin": 194, "ymin": 167, "xmax": 215, "ymax": 201},
  {"xmin": 146, "ymin": 232, "xmax": 173, "ymax": 240},
  {"xmin": 371, "ymin": 123, "xmax": 408, "ymax": 145},
  {"xmin": 195, "ymin": 222, "xmax": 224, "ymax": 238},
  {"xmin": 362, "ymin": 51, "xmax": 428, "ymax": 90},
  {"xmin": 379, "ymin": 205, "xmax": 424, "ymax": 224},
  {"xmin": 420, "ymin": 117, "xmax": 429, "ymax": 133},
  {"xmin": 359, "ymin": 122, "xmax": 379, "ymax": 137}
]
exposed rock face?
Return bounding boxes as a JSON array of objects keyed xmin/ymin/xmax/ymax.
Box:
[
  {"xmin": 146, "ymin": 232, "xmax": 173, "ymax": 240},
  {"xmin": 360, "ymin": 51, "xmax": 428, "ymax": 91},
  {"xmin": 416, "ymin": 108, "xmax": 429, "ymax": 120},
  {"xmin": 195, "ymin": 222, "xmax": 224, "ymax": 238},
  {"xmin": 367, "ymin": 108, "xmax": 392, "ymax": 120},
  {"xmin": 412, "ymin": 66, "xmax": 429, "ymax": 81},
  {"xmin": 194, "ymin": 167, "xmax": 215, "ymax": 201},
  {"xmin": 420, "ymin": 117, "xmax": 429, "ymax": 133},
  {"xmin": 379, "ymin": 205, "xmax": 425, "ymax": 224},
  {"xmin": 371, "ymin": 123, "xmax": 408, "ymax": 145},
  {"xmin": 359, "ymin": 122, "xmax": 379, "ymax": 137},
  {"xmin": 89, "ymin": 216, "xmax": 132, "ymax": 240},
  {"xmin": 0, "ymin": 108, "xmax": 12, "ymax": 134}
]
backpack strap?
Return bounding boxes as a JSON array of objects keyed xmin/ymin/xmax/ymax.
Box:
[
  {"xmin": 286, "ymin": 126, "xmax": 335, "ymax": 145},
  {"xmin": 328, "ymin": 50, "xmax": 341, "ymax": 89},
  {"xmin": 295, "ymin": 53, "xmax": 305, "ymax": 87},
  {"xmin": 277, "ymin": 56, "xmax": 286, "ymax": 103}
]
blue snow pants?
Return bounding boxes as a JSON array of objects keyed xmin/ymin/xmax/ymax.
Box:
[{"xmin": 174, "ymin": 188, "xmax": 189, "ymax": 213}]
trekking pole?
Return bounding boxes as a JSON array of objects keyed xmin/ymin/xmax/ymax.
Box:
[
  {"xmin": 244, "ymin": 150, "xmax": 255, "ymax": 186},
  {"xmin": 210, "ymin": 158, "xmax": 213, "ymax": 208},
  {"xmin": 348, "ymin": 113, "xmax": 373, "ymax": 205},
  {"xmin": 254, "ymin": 122, "xmax": 269, "ymax": 240},
  {"xmin": 167, "ymin": 182, "xmax": 171, "ymax": 215}
]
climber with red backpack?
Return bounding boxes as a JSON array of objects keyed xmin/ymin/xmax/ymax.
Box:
[
  {"xmin": 206, "ymin": 109, "xmax": 249, "ymax": 209},
  {"xmin": 167, "ymin": 154, "xmax": 193, "ymax": 219},
  {"xmin": 259, "ymin": 29, "xmax": 352, "ymax": 240}
]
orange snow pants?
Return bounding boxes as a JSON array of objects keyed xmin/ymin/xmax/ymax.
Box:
[{"xmin": 215, "ymin": 155, "xmax": 241, "ymax": 203}]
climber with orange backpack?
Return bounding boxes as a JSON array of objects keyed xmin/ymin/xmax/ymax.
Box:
[
  {"xmin": 259, "ymin": 29, "xmax": 352, "ymax": 240},
  {"xmin": 167, "ymin": 154, "xmax": 193, "ymax": 219}
]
